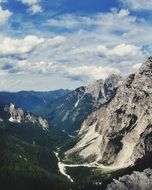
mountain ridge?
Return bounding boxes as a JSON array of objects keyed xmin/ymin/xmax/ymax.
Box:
[
  {"xmin": 65, "ymin": 57, "xmax": 152, "ymax": 168},
  {"xmin": 0, "ymin": 89, "xmax": 70, "ymax": 114},
  {"xmin": 45, "ymin": 74, "xmax": 123, "ymax": 133}
]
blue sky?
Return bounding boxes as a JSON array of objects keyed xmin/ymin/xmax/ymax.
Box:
[{"xmin": 0, "ymin": 0, "xmax": 152, "ymax": 91}]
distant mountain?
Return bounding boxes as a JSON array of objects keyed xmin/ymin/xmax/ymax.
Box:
[
  {"xmin": 65, "ymin": 57, "xmax": 152, "ymax": 169},
  {"xmin": 0, "ymin": 103, "xmax": 49, "ymax": 130},
  {"xmin": 44, "ymin": 74, "xmax": 122, "ymax": 133},
  {"xmin": 0, "ymin": 89, "xmax": 70, "ymax": 114}
]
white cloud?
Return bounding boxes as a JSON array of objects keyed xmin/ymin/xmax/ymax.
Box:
[
  {"xmin": 0, "ymin": 7, "xmax": 150, "ymax": 90},
  {"xmin": 28, "ymin": 4, "xmax": 42, "ymax": 14},
  {"xmin": 109, "ymin": 44, "xmax": 142, "ymax": 57},
  {"xmin": 20, "ymin": 0, "xmax": 39, "ymax": 5},
  {"xmin": 46, "ymin": 15, "xmax": 81, "ymax": 29},
  {"xmin": 0, "ymin": 35, "xmax": 44, "ymax": 55},
  {"xmin": 2, "ymin": 59, "xmax": 120, "ymax": 82},
  {"xmin": 64, "ymin": 65, "xmax": 120, "ymax": 81},
  {"xmin": 0, "ymin": 32, "xmax": 143, "ymax": 86},
  {"xmin": 0, "ymin": 35, "xmax": 66, "ymax": 57},
  {"xmin": 0, "ymin": 73, "xmax": 84, "ymax": 91},
  {"xmin": 0, "ymin": 0, "xmax": 7, "ymax": 3},
  {"xmin": 97, "ymin": 44, "xmax": 142, "ymax": 60},
  {"xmin": 45, "ymin": 9, "xmax": 135, "ymax": 31},
  {"xmin": 19, "ymin": 0, "xmax": 42, "ymax": 14},
  {"xmin": 44, "ymin": 9, "xmax": 151, "ymax": 48},
  {"xmin": 49, "ymin": 36, "xmax": 66, "ymax": 44},
  {"xmin": 117, "ymin": 9, "xmax": 130, "ymax": 18},
  {"xmin": 120, "ymin": 0, "xmax": 152, "ymax": 10},
  {"xmin": 0, "ymin": 6, "xmax": 12, "ymax": 25},
  {"xmin": 96, "ymin": 45, "xmax": 107, "ymax": 55},
  {"xmin": 132, "ymin": 63, "xmax": 142, "ymax": 71}
]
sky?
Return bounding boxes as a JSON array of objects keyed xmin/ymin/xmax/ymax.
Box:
[{"xmin": 0, "ymin": 0, "xmax": 152, "ymax": 91}]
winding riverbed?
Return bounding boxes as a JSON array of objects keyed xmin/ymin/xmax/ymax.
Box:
[
  {"xmin": 54, "ymin": 151, "xmax": 74, "ymax": 182},
  {"xmin": 54, "ymin": 151, "xmax": 122, "ymax": 183}
]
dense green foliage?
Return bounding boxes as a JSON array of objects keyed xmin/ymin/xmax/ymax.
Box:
[{"xmin": 0, "ymin": 122, "xmax": 71, "ymax": 190}]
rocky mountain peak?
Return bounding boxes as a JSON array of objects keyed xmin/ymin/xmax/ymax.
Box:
[
  {"xmin": 85, "ymin": 79, "xmax": 104, "ymax": 101},
  {"xmin": 125, "ymin": 57, "xmax": 152, "ymax": 93},
  {"xmin": 105, "ymin": 74, "xmax": 123, "ymax": 84},
  {"xmin": 139, "ymin": 57, "xmax": 152, "ymax": 75},
  {"xmin": 1, "ymin": 103, "xmax": 49, "ymax": 130},
  {"xmin": 105, "ymin": 74, "xmax": 123, "ymax": 89},
  {"xmin": 85, "ymin": 74, "xmax": 122, "ymax": 101}
]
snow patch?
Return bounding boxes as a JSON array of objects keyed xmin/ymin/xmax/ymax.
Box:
[
  {"xmin": 74, "ymin": 98, "xmax": 80, "ymax": 108},
  {"xmin": 74, "ymin": 92, "xmax": 86, "ymax": 108}
]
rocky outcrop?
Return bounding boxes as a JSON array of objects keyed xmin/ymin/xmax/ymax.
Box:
[
  {"xmin": 0, "ymin": 103, "xmax": 49, "ymax": 130},
  {"xmin": 46, "ymin": 74, "xmax": 122, "ymax": 133},
  {"xmin": 106, "ymin": 169, "xmax": 152, "ymax": 190},
  {"xmin": 65, "ymin": 57, "xmax": 152, "ymax": 167}
]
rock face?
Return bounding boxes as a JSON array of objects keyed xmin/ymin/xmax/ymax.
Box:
[
  {"xmin": 106, "ymin": 169, "xmax": 152, "ymax": 190},
  {"xmin": 45, "ymin": 74, "xmax": 122, "ymax": 133},
  {"xmin": 0, "ymin": 103, "xmax": 49, "ymax": 130},
  {"xmin": 65, "ymin": 57, "xmax": 152, "ymax": 167}
]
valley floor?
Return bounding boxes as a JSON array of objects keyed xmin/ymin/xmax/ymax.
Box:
[{"xmin": 54, "ymin": 150, "xmax": 124, "ymax": 184}]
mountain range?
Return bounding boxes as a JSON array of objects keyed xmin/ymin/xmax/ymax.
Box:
[
  {"xmin": 0, "ymin": 89, "xmax": 70, "ymax": 114},
  {"xmin": 0, "ymin": 57, "xmax": 152, "ymax": 190}
]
